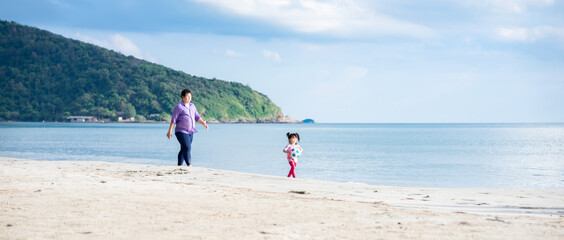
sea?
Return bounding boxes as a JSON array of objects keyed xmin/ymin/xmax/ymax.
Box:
[{"xmin": 1, "ymin": 122, "xmax": 563, "ymax": 189}]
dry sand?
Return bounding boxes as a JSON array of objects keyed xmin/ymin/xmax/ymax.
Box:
[{"xmin": 1, "ymin": 157, "xmax": 563, "ymax": 239}]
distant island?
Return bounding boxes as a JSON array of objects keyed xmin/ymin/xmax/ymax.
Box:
[
  {"xmin": 302, "ymin": 119, "xmax": 315, "ymax": 123},
  {"xmin": 0, "ymin": 20, "xmax": 300, "ymax": 123}
]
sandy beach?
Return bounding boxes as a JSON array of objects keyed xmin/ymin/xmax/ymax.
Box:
[{"xmin": 1, "ymin": 157, "xmax": 563, "ymax": 239}]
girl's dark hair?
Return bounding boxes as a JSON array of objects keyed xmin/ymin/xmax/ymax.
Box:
[
  {"xmin": 286, "ymin": 132, "xmax": 300, "ymax": 142},
  {"xmin": 181, "ymin": 89, "xmax": 192, "ymax": 98}
]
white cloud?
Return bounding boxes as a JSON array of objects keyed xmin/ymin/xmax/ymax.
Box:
[
  {"xmin": 110, "ymin": 34, "xmax": 143, "ymax": 58},
  {"xmin": 73, "ymin": 33, "xmax": 156, "ymax": 62},
  {"xmin": 497, "ymin": 26, "xmax": 564, "ymax": 42},
  {"xmin": 463, "ymin": 0, "xmax": 554, "ymax": 13},
  {"xmin": 225, "ymin": 49, "xmax": 243, "ymax": 57},
  {"xmin": 262, "ymin": 49, "xmax": 282, "ymax": 62},
  {"xmin": 193, "ymin": 0, "xmax": 433, "ymax": 38},
  {"xmin": 498, "ymin": 28, "xmax": 530, "ymax": 41}
]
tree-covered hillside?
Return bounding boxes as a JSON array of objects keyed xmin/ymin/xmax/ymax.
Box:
[{"xmin": 0, "ymin": 20, "xmax": 290, "ymax": 122}]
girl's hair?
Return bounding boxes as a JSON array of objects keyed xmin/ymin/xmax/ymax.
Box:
[{"xmin": 286, "ymin": 132, "xmax": 300, "ymax": 142}]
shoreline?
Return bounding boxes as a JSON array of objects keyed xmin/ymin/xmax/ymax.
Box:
[
  {"xmin": 0, "ymin": 120, "xmax": 305, "ymax": 124},
  {"xmin": 1, "ymin": 157, "xmax": 563, "ymax": 239}
]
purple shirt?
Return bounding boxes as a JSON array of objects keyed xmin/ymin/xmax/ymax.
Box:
[{"xmin": 171, "ymin": 102, "xmax": 201, "ymax": 134}]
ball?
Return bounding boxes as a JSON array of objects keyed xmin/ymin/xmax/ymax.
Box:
[{"xmin": 291, "ymin": 148, "xmax": 301, "ymax": 158}]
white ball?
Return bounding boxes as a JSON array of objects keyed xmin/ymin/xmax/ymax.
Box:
[{"xmin": 291, "ymin": 148, "xmax": 301, "ymax": 158}]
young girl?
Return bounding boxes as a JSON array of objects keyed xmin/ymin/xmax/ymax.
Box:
[{"xmin": 283, "ymin": 132, "xmax": 303, "ymax": 178}]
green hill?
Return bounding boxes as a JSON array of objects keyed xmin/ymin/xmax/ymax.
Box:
[{"xmin": 0, "ymin": 20, "xmax": 292, "ymax": 123}]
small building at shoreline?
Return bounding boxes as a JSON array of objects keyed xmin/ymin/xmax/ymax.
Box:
[{"xmin": 66, "ymin": 116, "xmax": 97, "ymax": 122}]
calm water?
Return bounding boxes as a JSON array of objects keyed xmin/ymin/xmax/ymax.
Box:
[{"xmin": 1, "ymin": 122, "xmax": 563, "ymax": 189}]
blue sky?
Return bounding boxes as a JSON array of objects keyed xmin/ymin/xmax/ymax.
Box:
[{"xmin": 2, "ymin": 0, "xmax": 563, "ymax": 123}]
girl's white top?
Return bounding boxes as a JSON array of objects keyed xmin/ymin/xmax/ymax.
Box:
[{"xmin": 284, "ymin": 143, "xmax": 303, "ymax": 162}]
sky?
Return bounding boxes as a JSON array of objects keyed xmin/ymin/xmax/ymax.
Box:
[{"xmin": 1, "ymin": 0, "xmax": 563, "ymax": 123}]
